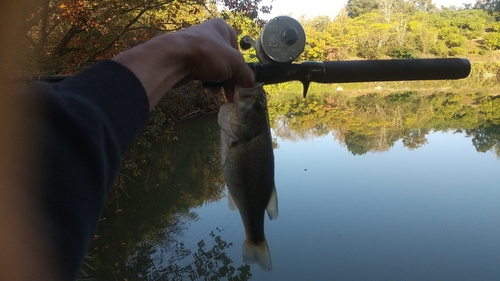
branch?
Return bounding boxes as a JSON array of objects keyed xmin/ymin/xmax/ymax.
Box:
[
  {"xmin": 52, "ymin": 24, "xmax": 82, "ymax": 57},
  {"xmin": 80, "ymin": 8, "xmax": 148, "ymax": 65},
  {"xmin": 36, "ymin": 0, "xmax": 50, "ymax": 55}
]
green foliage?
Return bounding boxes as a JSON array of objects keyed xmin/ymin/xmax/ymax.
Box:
[
  {"xmin": 478, "ymin": 95, "xmax": 500, "ymax": 124},
  {"xmin": 438, "ymin": 26, "xmax": 466, "ymax": 48},
  {"xmin": 267, "ymin": 90, "xmax": 500, "ymax": 156},
  {"xmin": 219, "ymin": 10, "xmax": 262, "ymax": 62},
  {"xmin": 387, "ymin": 45, "xmax": 416, "ymax": 58},
  {"xmin": 346, "ymin": 0, "xmax": 379, "ymax": 18},
  {"xmin": 353, "ymin": 13, "xmax": 391, "ymax": 59},
  {"xmin": 491, "ymin": 21, "xmax": 500, "ymax": 32},
  {"xmin": 21, "ymin": 0, "xmax": 500, "ymax": 75},
  {"xmin": 295, "ymin": 3, "xmax": 495, "ymax": 60},
  {"xmin": 327, "ymin": 14, "xmax": 358, "ymax": 60},
  {"xmin": 430, "ymin": 41, "xmax": 449, "ymax": 56},
  {"xmin": 483, "ymin": 31, "xmax": 500, "ymax": 50},
  {"xmin": 301, "ymin": 17, "xmax": 335, "ymax": 61},
  {"xmin": 455, "ymin": 9, "xmax": 488, "ymax": 39},
  {"xmin": 22, "ymin": 0, "xmax": 270, "ymax": 74},
  {"xmin": 472, "ymin": 0, "xmax": 500, "ymax": 13}
]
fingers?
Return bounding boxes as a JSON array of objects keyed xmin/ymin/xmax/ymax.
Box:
[
  {"xmin": 233, "ymin": 58, "xmax": 255, "ymax": 88},
  {"xmin": 223, "ymin": 81, "xmax": 235, "ymax": 103},
  {"xmin": 184, "ymin": 19, "xmax": 255, "ymax": 101},
  {"xmin": 210, "ymin": 20, "xmax": 255, "ymax": 99},
  {"xmin": 206, "ymin": 18, "xmax": 239, "ymax": 49}
]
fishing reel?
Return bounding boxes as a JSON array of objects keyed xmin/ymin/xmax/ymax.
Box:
[{"xmin": 240, "ymin": 16, "xmax": 306, "ymax": 65}]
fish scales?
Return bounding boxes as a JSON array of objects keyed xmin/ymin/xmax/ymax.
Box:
[
  {"xmin": 218, "ymin": 83, "xmax": 278, "ymax": 272},
  {"xmin": 224, "ymin": 126, "xmax": 274, "ymax": 240}
]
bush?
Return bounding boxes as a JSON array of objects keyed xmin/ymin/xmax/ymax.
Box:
[
  {"xmin": 430, "ymin": 42, "xmax": 449, "ymax": 57},
  {"xmin": 483, "ymin": 32, "xmax": 500, "ymax": 50},
  {"xmin": 449, "ymin": 47, "xmax": 463, "ymax": 56},
  {"xmin": 387, "ymin": 46, "xmax": 417, "ymax": 59}
]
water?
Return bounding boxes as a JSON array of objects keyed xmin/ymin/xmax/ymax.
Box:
[
  {"xmin": 88, "ymin": 100, "xmax": 500, "ymax": 280},
  {"xmin": 269, "ymin": 131, "xmax": 499, "ymax": 280}
]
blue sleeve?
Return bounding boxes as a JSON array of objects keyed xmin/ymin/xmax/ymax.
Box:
[{"xmin": 18, "ymin": 60, "xmax": 150, "ymax": 280}]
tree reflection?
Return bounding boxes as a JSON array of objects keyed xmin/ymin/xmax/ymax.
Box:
[
  {"xmin": 268, "ymin": 91, "xmax": 500, "ymax": 156},
  {"xmin": 467, "ymin": 124, "xmax": 500, "ymax": 157},
  {"xmin": 87, "ymin": 116, "xmax": 253, "ymax": 280},
  {"xmin": 401, "ymin": 129, "xmax": 429, "ymax": 150},
  {"xmin": 122, "ymin": 229, "xmax": 252, "ymax": 281},
  {"xmin": 88, "ymin": 90, "xmax": 500, "ymax": 280}
]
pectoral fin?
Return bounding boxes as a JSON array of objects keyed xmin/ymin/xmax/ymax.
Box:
[
  {"xmin": 266, "ymin": 185, "xmax": 278, "ymax": 220},
  {"xmin": 227, "ymin": 190, "xmax": 238, "ymax": 211}
]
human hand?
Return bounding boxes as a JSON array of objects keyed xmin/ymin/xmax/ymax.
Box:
[
  {"xmin": 113, "ymin": 18, "xmax": 254, "ymax": 107},
  {"xmin": 175, "ymin": 19, "xmax": 255, "ymax": 102}
]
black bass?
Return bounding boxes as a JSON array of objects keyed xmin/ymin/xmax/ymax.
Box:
[{"xmin": 218, "ymin": 83, "xmax": 278, "ymax": 272}]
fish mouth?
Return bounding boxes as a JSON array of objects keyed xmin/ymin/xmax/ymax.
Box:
[
  {"xmin": 235, "ymin": 83, "xmax": 264, "ymax": 92},
  {"xmin": 235, "ymin": 83, "xmax": 266, "ymax": 102}
]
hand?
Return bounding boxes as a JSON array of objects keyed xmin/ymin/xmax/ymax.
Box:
[
  {"xmin": 113, "ymin": 18, "xmax": 255, "ymax": 108},
  {"xmin": 175, "ymin": 19, "xmax": 255, "ymax": 102}
]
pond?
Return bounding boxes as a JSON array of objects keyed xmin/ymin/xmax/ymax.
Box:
[{"xmin": 87, "ymin": 91, "xmax": 500, "ymax": 281}]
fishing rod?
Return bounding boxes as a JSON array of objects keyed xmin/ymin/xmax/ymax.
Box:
[
  {"xmin": 246, "ymin": 58, "xmax": 470, "ymax": 97},
  {"xmin": 10, "ymin": 16, "xmax": 471, "ymax": 97},
  {"xmin": 239, "ymin": 16, "xmax": 470, "ymax": 97}
]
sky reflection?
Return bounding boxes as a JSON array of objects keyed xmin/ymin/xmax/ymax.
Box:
[{"xmin": 259, "ymin": 130, "xmax": 500, "ymax": 281}]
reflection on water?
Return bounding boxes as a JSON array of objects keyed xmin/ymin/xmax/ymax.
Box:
[
  {"xmin": 269, "ymin": 91, "xmax": 500, "ymax": 156},
  {"xmin": 88, "ymin": 92, "xmax": 500, "ymax": 280},
  {"xmin": 89, "ymin": 116, "xmax": 254, "ymax": 280}
]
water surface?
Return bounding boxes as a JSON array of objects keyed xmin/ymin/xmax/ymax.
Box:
[{"xmin": 89, "ymin": 95, "xmax": 500, "ymax": 280}]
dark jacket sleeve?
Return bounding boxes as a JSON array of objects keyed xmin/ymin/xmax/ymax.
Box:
[{"xmin": 18, "ymin": 60, "xmax": 150, "ymax": 280}]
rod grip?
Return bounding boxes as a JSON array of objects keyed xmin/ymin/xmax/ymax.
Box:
[{"xmin": 319, "ymin": 58, "xmax": 471, "ymax": 83}]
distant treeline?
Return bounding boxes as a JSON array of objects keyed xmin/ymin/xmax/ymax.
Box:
[
  {"xmin": 18, "ymin": 0, "xmax": 500, "ymax": 74},
  {"xmin": 287, "ymin": 0, "xmax": 500, "ymax": 62}
]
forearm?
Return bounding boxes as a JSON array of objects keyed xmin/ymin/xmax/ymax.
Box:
[
  {"xmin": 16, "ymin": 60, "xmax": 150, "ymax": 280},
  {"xmin": 112, "ymin": 33, "xmax": 188, "ymax": 110}
]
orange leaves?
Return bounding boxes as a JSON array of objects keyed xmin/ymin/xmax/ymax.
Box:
[
  {"xmin": 58, "ymin": 0, "xmax": 90, "ymax": 28},
  {"xmin": 26, "ymin": 0, "xmax": 226, "ymax": 74}
]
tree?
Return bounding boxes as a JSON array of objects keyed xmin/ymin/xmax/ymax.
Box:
[
  {"xmin": 218, "ymin": 0, "xmax": 272, "ymax": 20},
  {"xmin": 484, "ymin": 30, "xmax": 500, "ymax": 50},
  {"xmin": 378, "ymin": 0, "xmax": 415, "ymax": 22},
  {"xmin": 451, "ymin": 9, "xmax": 489, "ymax": 39},
  {"xmin": 484, "ymin": 20, "xmax": 500, "ymax": 50},
  {"xmin": 218, "ymin": 9, "xmax": 261, "ymax": 62},
  {"xmin": 328, "ymin": 11, "xmax": 358, "ymax": 60},
  {"xmin": 300, "ymin": 16, "xmax": 335, "ymax": 61},
  {"xmin": 408, "ymin": 12, "xmax": 439, "ymax": 54},
  {"xmin": 346, "ymin": 0, "xmax": 379, "ymax": 18},
  {"xmin": 439, "ymin": 26, "xmax": 466, "ymax": 48},
  {"xmin": 353, "ymin": 12, "xmax": 391, "ymax": 59},
  {"xmin": 473, "ymin": 0, "xmax": 500, "ymax": 13},
  {"xmin": 409, "ymin": 0, "xmax": 436, "ymax": 12},
  {"xmin": 21, "ymin": 0, "xmax": 270, "ymax": 74}
]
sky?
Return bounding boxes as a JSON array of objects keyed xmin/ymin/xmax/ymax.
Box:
[{"xmin": 260, "ymin": 0, "xmax": 477, "ymax": 20}]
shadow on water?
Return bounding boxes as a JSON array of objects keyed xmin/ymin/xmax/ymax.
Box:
[{"xmin": 88, "ymin": 115, "xmax": 253, "ymax": 280}]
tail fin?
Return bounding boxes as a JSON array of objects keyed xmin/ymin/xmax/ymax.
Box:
[{"xmin": 243, "ymin": 239, "xmax": 272, "ymax": 272}]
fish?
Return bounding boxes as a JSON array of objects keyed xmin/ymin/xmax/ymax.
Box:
[{"xmin": 218, "ymin": 83, "xmax": 278, "ymax": 272}]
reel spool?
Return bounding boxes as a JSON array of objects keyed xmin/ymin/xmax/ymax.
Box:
[{"xmin": 240, "ymin": 16, "xmax": 306, "ymax": 65}]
